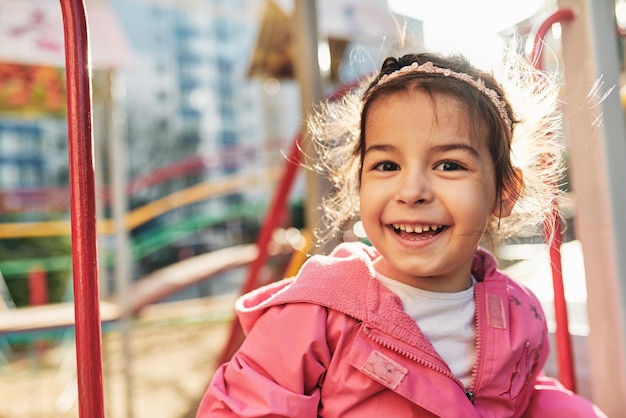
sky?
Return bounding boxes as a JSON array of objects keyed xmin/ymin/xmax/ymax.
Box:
[
  {"xmin": 270, "ymin": 0, "xmax": 551, "ymax": 70},
  {"xmin": 388, "ymin": 0, "xmax": 547, "ymax": 68}
]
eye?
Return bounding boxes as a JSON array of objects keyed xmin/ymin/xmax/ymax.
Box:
[
  {"xmin": 373, "ymin": 161, "xmax": 399, "ymax": 171},
  {"xmin": 435, "ymin": 161, "xmax": 464, "ymax": 171}
]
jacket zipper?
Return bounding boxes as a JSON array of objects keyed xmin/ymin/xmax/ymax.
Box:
[
  {"xmin": 466, "ymin": 282, "xmax": 483, "ymax": 404},
  {"xmin": 362, "ymin": 326, "xmax": 472, "ymax": 400},
  {"xmin": 363, "ymin": 283, "xmax": 485, "ymax": 405}
]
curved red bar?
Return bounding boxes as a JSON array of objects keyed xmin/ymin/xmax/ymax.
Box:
[
  {"xmin": 218, "ymin": 80, "xmax": 363, "ymax": 363},
  {"xmin": 218, "ymin": 132, "xmax": 304, "ymax": 364},
  {"xmin": 59, "ymin": 0, "xmax": 106, "ymax": 416},
  {"xmin": 531, "ymin": 8, "xmax": 577, "ymax": 393},
  {"xmin": 531, "ymin": 9, "xmax": 576, "ymax": 71}
]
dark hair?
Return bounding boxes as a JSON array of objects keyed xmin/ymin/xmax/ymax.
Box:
[{"xmin": 357, "ymin": 53, "xmax": 522, "ymax": 217}]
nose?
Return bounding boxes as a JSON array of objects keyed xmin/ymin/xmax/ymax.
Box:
[{"xmin": 394, "ymin": 170, "xmax": 434, "ymax": 205}]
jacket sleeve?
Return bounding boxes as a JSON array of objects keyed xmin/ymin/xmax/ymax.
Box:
[
  {"xmin": 525, "ymin": 374, "xmax": 607, "ymax": 417},
  {"xmin": 196, "ymin": 303, "xmax": 331, "ymax": 417}
]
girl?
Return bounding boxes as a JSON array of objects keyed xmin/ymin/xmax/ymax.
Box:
[{"xmin": 197, "ymin": 52, "xmax": 606, "ymax": 417}]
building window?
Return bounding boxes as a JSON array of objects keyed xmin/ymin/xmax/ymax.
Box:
[
  {"xmin": 219, "ymin": 130, "xmax": 236, "ymax": 146},
  {"xmin": 217, "ymin": 57, "xmax": 231, "ymax": 73},
  {"xmin": 215, "ymin": 20, "xmax": 229, "ymax": 41},
  {"xmin": 20, "ymin": 164, "xmax": 42, "ymax": 187},
  {"xmin": 0, "ymin": 164, "xmax": 19, "ymax": 188},
  {"xmin": 219, "ymin": 104, "xmax": 234, "ymax": 123}
]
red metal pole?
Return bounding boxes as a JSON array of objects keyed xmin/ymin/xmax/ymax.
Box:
[
  {"xmin": 217, "ymin": 81, "xmax": 361, "ymax": 364},
  {"xmin": 59, "ymin": 0, "xmax": 105, "ymax": 416},
  {"xmin": 531, "ymin": 9, "xmax": 576, "ymax": 70},
  {"xmin": 28, "ymin": 268, "xmax": 48, "ymax": 306},
  {"xmin": 531, "ymin": 8, "xmax": 577, "ymax": 392},
  {"xmin": 218, "ymin": 133, "xmax": 304, "ymax": 364}
]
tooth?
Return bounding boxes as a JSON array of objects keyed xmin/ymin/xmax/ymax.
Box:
[
  {"xmin": 393, "ymin": 224, "xmax": 399, "ymax": 229},
  {"xmin": 405, "ymin": 226, "xmax": 414, "ymax": 233},
  {"xmin": 432, "ymin": 225, "xmax": 438, "ymax": 230},
  {"xmin": 414, "ymin": 226, "xmax": 423, "ymax": 233}
]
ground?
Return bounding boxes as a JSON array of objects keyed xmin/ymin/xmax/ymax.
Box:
[{"xmin": 0, "ymin": 296, "xmax": 234, "ymax": 418}]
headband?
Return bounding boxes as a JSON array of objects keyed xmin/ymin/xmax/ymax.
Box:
[{"xmin": 376, "ymin": 61, "xmax": 513, "ymax": 131}]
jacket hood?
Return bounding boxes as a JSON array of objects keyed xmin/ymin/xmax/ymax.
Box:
[
  {"xmin": 236, "ymin": 242, "xmax": 378, "ymax": 334},
  {"xmin": 236, "ymin": 242, "xmax": 501, "ymax": 336}
]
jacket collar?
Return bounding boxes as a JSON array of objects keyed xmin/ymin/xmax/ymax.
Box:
[{"xmin": 236, "ymin": 242, "xmax": 501, "ymax": 341}]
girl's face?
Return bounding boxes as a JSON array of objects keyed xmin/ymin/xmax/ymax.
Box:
[{"xmin": 360, "ymin": 90, "xmax": 503, "ymax": 292}]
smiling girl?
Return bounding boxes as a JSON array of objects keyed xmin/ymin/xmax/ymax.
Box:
[{"xmin": 197, "ymin": 52, "xmax": 605, "ymax": 417}]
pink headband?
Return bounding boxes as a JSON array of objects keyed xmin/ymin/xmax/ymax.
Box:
[{"xmin": 376, "ymin": 61, "xmax": 513, "ymax": 131}]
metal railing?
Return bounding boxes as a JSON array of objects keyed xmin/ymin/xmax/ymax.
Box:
[
  {"xmin": 530, "ymin": 7, "xmax": 577, "ymax": 392},
  {"xmin": 60, "ymin": 0, "xmax": 105, "ymax": 416}
]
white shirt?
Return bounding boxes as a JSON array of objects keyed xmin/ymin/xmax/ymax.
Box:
[{"xmin": 376, "ymin": 272, "xmax": 476, "ymax": 387}]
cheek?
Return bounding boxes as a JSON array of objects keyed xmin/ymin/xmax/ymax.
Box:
[
  {"xmin": 480, "ymin": 179, "xmax": 499, "ymax": 213},
  {"xmin": 447, "ymin": 181, "xmax": 496, "ymax": 217},
  {"xmin": 358, "ymin": 183, "xmax": 381, "ymax": 219},
  {"xmin": 358, "ymin": 187, "xmax": 371, "ymax": 216}
]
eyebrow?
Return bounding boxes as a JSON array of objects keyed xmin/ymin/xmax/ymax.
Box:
[
  {"xmin": 432, "ymin": 143, "xmax": 481, "ymax": 159},
  {"xmin": 364, "ymin": 142, "xmax": 482, "ymax": 160},
  {"xmin": 363, "ymin": 143, "xmax": 397, "ymax": 155}
]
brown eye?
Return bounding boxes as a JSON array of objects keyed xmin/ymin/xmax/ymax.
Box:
[
  {"xmin": 435, "ymin": 161, "xmax": 463, "ymax": 171},
  {"xmin": 374, "ymin": 161, "xmax": 399, "ymax": 171}
]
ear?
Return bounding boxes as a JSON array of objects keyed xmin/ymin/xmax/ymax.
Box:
[{"xmin": 493, "ymin": 168, "xmax": 523, "ymax": 219}]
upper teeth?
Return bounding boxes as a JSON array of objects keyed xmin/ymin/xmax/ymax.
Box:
[{"xmin": 392, "ymin": 224, "xmax": 442, "ymax": 233}]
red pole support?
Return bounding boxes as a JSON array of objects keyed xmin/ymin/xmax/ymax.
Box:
[
  {"xmin": 218, "ymin": 81, "xmax": 361, "ymax": 364},
  {"xmin": 531, "ymin": 8, "xmax": 577, "ymax": 392},
  {"xmin": 531, "ymin": 9, "xmax": 576, "ymax": 71},
  {"xmin": 218, "ymin": 133, "xmax": 304, "ymax": 364},
  {"xmin": 28, "ymin": 267, "xmax": 48, "ymax": 306},
  {"xmin": 29, "ymin": 267, "xmax": 49, "ymax": 352},
  {"xmin": 59, "ymin": 0, "xmax": 105, "ymax": 416}
]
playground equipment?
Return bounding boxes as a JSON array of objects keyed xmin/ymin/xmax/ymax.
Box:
[
  {"xmin": 59, "ymin": 0, "xmax": 104, "ymax": 415},
  {"xmin": 0, "ymin": 168, "xmax": 282, "ymax": 239},
  {"xmin": 530, "ymin": 7, "xmax": 576, "ymax": 393}
]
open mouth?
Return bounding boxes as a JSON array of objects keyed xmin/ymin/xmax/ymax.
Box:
[{"xmin": 391, "ymin": 223, "xmax": 446, "ymax": 240}]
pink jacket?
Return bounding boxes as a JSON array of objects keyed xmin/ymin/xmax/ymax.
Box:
[{"xmin": 198, "ymin": 242, "xmax": 605, "ymax": 417}]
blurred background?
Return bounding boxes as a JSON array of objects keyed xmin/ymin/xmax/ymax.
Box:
[{"xmin": 0, "ymin": 0, "xmax": 625, "ymax": 416}]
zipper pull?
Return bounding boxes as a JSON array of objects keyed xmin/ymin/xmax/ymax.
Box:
[{"xmin": 465, "ymin": 390, "xmax": 475, "ymax": 404}]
